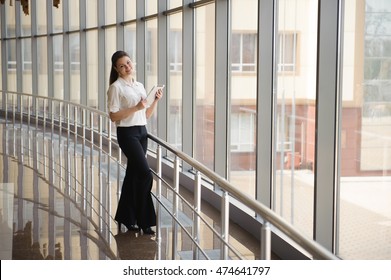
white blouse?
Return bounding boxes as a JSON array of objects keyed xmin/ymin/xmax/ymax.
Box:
[{"xmin": 107, "ymin": 77, "xmax": 148, "ymax": 127}]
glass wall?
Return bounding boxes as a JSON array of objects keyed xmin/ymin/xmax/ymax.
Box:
[
  {"xmin": 86, "ymin": 1, "xmax": 98, "ymax": 108},
  {"xmin": 52, "ymin": 0, "xmax": 63, "ymax": 100},
  {"xmin": 6, "ymin": 4, "xmax": 16, "ymax": 92},
  {"xmin": 124, "ymin": 0, "xmax": 137, "ymax": 20},
  {"xmin": 338, "ymin": 0, "xmax": 391, "ymax": 259},
  {"xmin": 145, "ymin": 18, "xmax": 159, "ymax": 136},
  {"xmin": 87, "ymin": 31, "xmax": 99, "ymax": 108},
  {"xmin": 229, "ymin": 0, "xmax": 258, "ymax": 197},
  {"xmin": 273, "ymin": 0, "xmax": 318, "ymax": 239},
  {"xmin": 86, "ymin": 0, "xmax": 98, "ymax": 29},
  {"xmin": 168, "ymin": 12, "xmax": 183, "ymax": 151},
  {"xmin": 146, "ymin": 0, "xmax": 158, "ymax": 16},
  {"xmin": 69, "ymin": 33, "xmax": 80, "ymax": 103},
  {"xmin": 194, "ymin": 3, "xmax": 215, "ymax": 170},
  {"xmin": 21, "ymin": 4, "xmax": 32, "ymax": 94},
  {"xmin": 169, "ymin": 0, "xmax": 183, "ymax": 9}
]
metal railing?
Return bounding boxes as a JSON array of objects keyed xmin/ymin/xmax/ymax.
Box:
[{"xmin": 0, "ymin": 90, "xmax": 338, "ymax": 260}]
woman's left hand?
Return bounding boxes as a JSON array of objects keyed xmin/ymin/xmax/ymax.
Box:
[{"xmin": 155, "ymin": 89, "xmax": 163, "ymax": 100}]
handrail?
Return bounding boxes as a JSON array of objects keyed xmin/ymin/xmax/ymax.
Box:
[
  {"xmin": 0, "ymin": 90, "xmax": 338, "ymax": 260},
  {"xmin": 148, "ymin": 135, "xmax": 338, "ymax": 260}
]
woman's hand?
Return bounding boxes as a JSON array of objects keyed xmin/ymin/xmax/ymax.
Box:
[
  {"xmin": 137, "ymin": 99, "xmax": 148, "ymax": 110},
  {"xmin": 146, "ymin": 89, "xmax": 163, "ymax": 119},
  {"xmin": 109, "ymin": 99, "xmax": 148, "ymax": 122},
  {"xmin": 154, "ymin": 89, "xmax": 163, "ymax": 100}
]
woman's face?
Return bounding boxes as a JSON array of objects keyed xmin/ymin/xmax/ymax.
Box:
[{"xmin": 115, "ymin": 56, "xmax": 134, "ymax": 78}]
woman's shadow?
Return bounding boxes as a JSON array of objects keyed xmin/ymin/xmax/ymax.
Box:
[{"xmin": 114, "ymin": 231, "xmax": 157, "ymax": 260}]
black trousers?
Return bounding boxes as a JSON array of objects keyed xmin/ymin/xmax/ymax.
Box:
[{"xmin": 115, "ymin": 125, "xmax": 156, "ymax": 230}]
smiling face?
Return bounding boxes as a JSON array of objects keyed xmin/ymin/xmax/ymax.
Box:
[{"xmin": 115, "ymin": 56, "xmax": 134, "ymax": 79}]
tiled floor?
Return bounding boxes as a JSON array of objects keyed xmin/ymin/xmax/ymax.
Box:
[{"xmin": 0, "ymin": 120, "xmax": 267, "ymax": 260}]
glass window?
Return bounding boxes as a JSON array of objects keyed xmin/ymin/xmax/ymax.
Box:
[
  {"xmin": 168, "ymin": 13, "xmax": 183, "ymax": 151},
  {"xmin": 86, "ymin": 0, "xmax": 98, "ymax": 28},
  {"xmin": 21, "ymin": 8, "xmax": 31, "ymax": 36},
  {"xmin": 53, "ymin": 35, "xmax": 64, "ymax": 100},
  {"xmin": 231, "ymin": 33, "xmax": 257, "ymax": 72},
  {"xmin": 105, "ymin": 0, "xmax": 116, "ymax": 25},
  {"xmin": 338, "ymin": 0, "xmax": 391, "ymax": 259},
  {"xmin": 7, "ymin": 39, "xmax": 17, "ymax": 92},
  {"xmin": 194, "ymin": 3, "xmax": 215, "ymax": 170},
  {"xmin": 169, "ymin": 0, "xmax": 183, "ymax": 9},
  {"xmin": 70, "ymin": 33, "xmax": 80, "ymax": 102},
  {"xmin": 53, "ymin": 35, "xmax": 63, "ymax": 72},
  {"xmin": 69, "ymin": 0, "xmax": 80, "ymax": 30},
  {"xmin": 169, "ymin": 30, "xmax": 182, "ymax": 72},
  {"xmin": 278, "ymin": 32, "xmax": 298, "ymax": 72},
  {"xmin": 22, "ymin": 38, "xmax": 33, "ymax": 94},
  {"xmin": 124, "ymin": 0, "xmax": 137, "ymax": 21},
  {"xmin": 146, "ymin": 0, "xmax": 158, "ymax": 16},
  {"xmin": 145, "ymin": 19, "xmax": 159, "ymax": 136},
  {"xmin": 7, "ymin": 39, "xmax": 17, "ymax": 70},
  {"xmin": 230, "ymin": 0, "xmax": 258, "ymax": 197},
  {"xmin": 6, "ymin": 4, "xmax": 16, "ymax": 37},
  {"xmin": 0, "ymin": 43, "xmax": 2, "ymax": 90},
  {"xmin": 124, "ymin": 25, "xmax": 137, "ymax": 62},
  {"xmin": 52, "ymin": 1, "xmax": 63, "ymax": 32},
  {"xmin": 105, "ymin": 27, "xmax": 117, "ymax": 103},
  {"xmin": 36, "ymin": 0, "xmax": 47, "ymax": 35},
  {"xmin": 273, "ymin": 0, "xmax": 318, "ymax": 239},
  {"xmin": 37, "ymin": 37, "xmax": 48, "ymax": 97},
  {"xmin": 231, "ymin": 112, "xmax": 256, "ymax": 152},
  {"xmin": 87, "ymin": 31, "xmax": 99, "ymax": 108}
]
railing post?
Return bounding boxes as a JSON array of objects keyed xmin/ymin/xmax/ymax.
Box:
[
  {"xmin": 193, "ymin": 171, "xmax": 201, "ymax": 260},
  {"xmin": 66, "ymin": 103, "xmax": 71, "ymax": 196},
  {"xmin": 98, "ymin": 115, "xmax": 104, "ymax": 231},
  {"xmin": 82, "ymin": 109, "xmax": 87, "ymax": 212},
  {"xmin": 261, "ymin": 221, "xmax": 271, "ymax": 260},
  {"xmin": 20, "ymin": 95, "xmax": 23, "ymax": 130},
  {"xmin": 221, "ymin": 191, "xmax": 229, "ymax": 260},
  {"xmin": 107, "ymin": 117, "xmax": 112, "ymax": 232},
  {"xmin": 12, "ymin": 95, "xmax": 15, "ymax": 128},
  {"xmin": 172, "ymin": 155, "xmax": 180, "ymax": 260},
  {"xmin": 43, "ymin": 99, "xmax": 48, "ymax": 178},
  {"xmin": 59, "ymin": 101, "xmax": 63, "ymax": 191},
  {"xmin": 90, "ymin": 111, "xmax": 95, "ymax": 218},
  {"xmin": 156, "ymin": 145, "xmax": 162, "ymax": 260},
  {"xmin": 5, "ymin": 93, "xmax": 8, "ymax": 121}
]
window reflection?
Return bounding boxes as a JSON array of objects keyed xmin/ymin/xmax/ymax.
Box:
[
  {"xmin": 230, "ymin": 0, "xmax": 258, "ymax": 197},
  {"xmin": 339, "ymin": 0, "xmax": 391, "ymax": 259},
  {"xmin": 168, "ymin": 13, "xmax": 183, "ymax": 152},
  {"xmin": 194, "ymin": 3, "xmax": 215, "ymax": 170},
  {"xmin": 37, "ymin": 37, "xmax": 48, "ymax": 97},
  {"xmin": 146, "ymin": 19, "xmax": 159, "ymax": 137},
  {"xmin": 273, "ymin": 0, "xmax": 318, "ymax": 239}
]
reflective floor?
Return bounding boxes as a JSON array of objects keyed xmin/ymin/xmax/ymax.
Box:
[{"xmin": 0, "ymin": 120, "xmax": 268, "ymax": 260}]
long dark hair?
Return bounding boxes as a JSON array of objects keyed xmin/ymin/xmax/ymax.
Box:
[{"xmin": 109, "ymin": 50, "xmax": 130, "ymax": 85}]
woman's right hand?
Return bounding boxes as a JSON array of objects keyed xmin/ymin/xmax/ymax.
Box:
[{"xmin": 136, "ymin": 99, "xmax": 148, "ymax": 110}]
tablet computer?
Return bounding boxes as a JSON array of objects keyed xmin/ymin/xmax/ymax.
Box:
[{"xmin": 146, "ymin": 84, "xmax": 165, "ymax": 104}]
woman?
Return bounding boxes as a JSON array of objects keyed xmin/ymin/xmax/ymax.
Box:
[{"xmin": 107, "ymin": 50, "xmax": 163, "ymax": 235}]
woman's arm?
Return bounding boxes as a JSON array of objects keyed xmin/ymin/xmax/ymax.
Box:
[
  {"xmin": 109, "ymin": 100, "xmax": 147, "ymax": 122},
  {"xmin": 146, "ymin": 89, "xmax": 163, "ymax": 119}
]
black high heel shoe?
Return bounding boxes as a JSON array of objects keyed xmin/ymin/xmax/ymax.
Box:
[
  {"xmin": 118, "ymin": 222, "xmax": 139, "ymax": 232},
  {"xmin": 127, "ymin": 225, "xmax": 140, "ymax": 232},
  {"xmin": 142, "ymin": 227, "xmax": 155, "ymax": 235}
]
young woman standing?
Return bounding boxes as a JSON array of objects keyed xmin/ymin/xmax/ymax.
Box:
[{"xmin": 107, "ymin": 50, "xmax": 163, "ymax": 235}]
